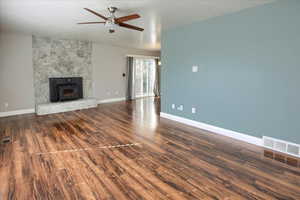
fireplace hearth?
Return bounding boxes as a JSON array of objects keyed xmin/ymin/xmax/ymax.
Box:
[{"xmin": 49, "ymin": 77, "xmax": 83, "ymax": 102}]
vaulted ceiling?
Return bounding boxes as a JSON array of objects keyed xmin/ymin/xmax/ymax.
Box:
[{"xmin": 0, "ymin": 0, "xmax": 275, "ymax": 51}]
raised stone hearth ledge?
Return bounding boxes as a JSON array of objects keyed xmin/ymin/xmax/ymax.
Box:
[{"xmin": 36, "ymin": 98, "xmax": 97, "ymax": 115}]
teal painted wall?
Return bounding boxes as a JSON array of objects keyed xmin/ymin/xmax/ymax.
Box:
[{"xmin": 161, "ymin": 0, "xmax": 300, "ymax": 143}]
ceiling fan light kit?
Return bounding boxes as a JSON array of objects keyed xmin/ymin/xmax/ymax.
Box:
[{"xmin": 78, "ymin": 7, "xmax": 144, "ymax": 33}]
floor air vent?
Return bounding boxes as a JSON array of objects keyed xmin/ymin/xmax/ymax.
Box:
[
  {"xmin": 1, "ymin": 136, "xmax": 11, "ymax": 144},
  {"xmin": 263, "ymin": 136, "xmax": 300, "ymax": 158}
]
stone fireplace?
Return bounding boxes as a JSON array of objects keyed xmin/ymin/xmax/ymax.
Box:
[
  {"xmin": 33, "ymin": 36, "xmax": 97, "ymax": 115},
  {"xmin": 32, "ymin": 36, "xmax": 93, "ymax": 104}
]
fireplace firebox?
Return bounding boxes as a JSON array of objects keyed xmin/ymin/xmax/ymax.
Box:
[{"xmin": 49, "ymin": 77, "xmax": 83, "ymax": 102}]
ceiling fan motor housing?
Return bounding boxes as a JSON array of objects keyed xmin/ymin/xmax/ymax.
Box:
[{"xmin": 108, "ymin": 7, "xmax": 118, "ymax": 14}]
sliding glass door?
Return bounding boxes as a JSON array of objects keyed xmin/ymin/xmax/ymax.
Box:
[{"xmin": 133, "ymin": 58, "xmax": 157, "ymax": 98}]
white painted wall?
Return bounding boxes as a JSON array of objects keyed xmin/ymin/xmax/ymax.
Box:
[
  {"xmin": 0, "ymin": 32, "xmax": 35, "ymax": 112},
  {"xmin": 92, "ymin": 43, "xmax": 160, "ymax": 101}
]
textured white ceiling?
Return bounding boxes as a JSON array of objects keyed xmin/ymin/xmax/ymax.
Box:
[{"xmin": 0, "ymin": 0, "xmax": 275, "ymax": 51}]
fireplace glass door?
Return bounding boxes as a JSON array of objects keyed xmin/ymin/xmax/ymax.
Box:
[{"xmin": 58, "ymin": 85, "xmax": 79, "ymax": 101}]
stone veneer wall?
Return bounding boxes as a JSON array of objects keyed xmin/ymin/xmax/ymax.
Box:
[{"xmin": 32, "ymin": 36, "xmax": 93, "ymax": 104}]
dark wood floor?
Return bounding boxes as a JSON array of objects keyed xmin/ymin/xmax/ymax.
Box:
[{"xmin": 0, "ymin": 97, "xmax": 299, "ymax": 200}]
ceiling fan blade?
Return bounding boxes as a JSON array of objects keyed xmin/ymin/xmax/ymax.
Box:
[
  {"xmin": 77, "ymin": 22, "xmax": 105, "ymax": 24},
  {"xmin": 116, "ymin": 14, "xmax": 140, "ymax": 23},
  {"xmin": 119, "ymin": 22, "xmax": 144, "ymax": 32},
  {"xmin": 84, "ymin": 8, "xmax": 108, "ymax": 20}
]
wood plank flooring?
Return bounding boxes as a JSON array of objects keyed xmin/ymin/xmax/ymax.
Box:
[{"xmin": 0, "ymin": 97, "xmax": 299, "ymax": 200}]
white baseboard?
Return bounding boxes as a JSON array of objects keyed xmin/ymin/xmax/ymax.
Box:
[
  {"xmin": 98, "ymin": 97, "xmax": 126, "ymax": 104},
  {"xmin": 0, "ymin": 108, "xmax": 35, "ymax": 118},
  {"xmin": 0, "ymin": 97, "xmax": 127, "ymax": 117},
  {"xmin": 160, "ymin": 112, "xmax": 262, "ymax": 146}
]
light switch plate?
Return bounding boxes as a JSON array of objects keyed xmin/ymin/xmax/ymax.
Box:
[
  {"xmin": 177, "ymin": 105, "xmax": 184, "ymax": 111},
  {"xmin": 192, "ymin": 65, "xmax": 198, "ymax": 72},
  {"xmin": 171, "ymin": 104, "xmax": 175, "ymax": 109}
]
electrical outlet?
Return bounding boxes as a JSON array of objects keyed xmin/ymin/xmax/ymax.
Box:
[
  {"xmin": 4, "ymin": 102, "xmax": 8, "ymax": 108},
  {"xmin": 192, "ymin": 65, "xmax": 198, "ymax": 72},
  {"xmin": 177, "ymin": 105, "xmax": 184, "ymax": 111},
  {"xmin": 192, "ymin": 107, "xmax": 196, "ymax": 114},
  {"xmin": 172, "ymin": 104, "xmax": 175, "ymax": 109}
]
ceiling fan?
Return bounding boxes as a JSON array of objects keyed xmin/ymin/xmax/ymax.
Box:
[{"xmin": 78, "ymin": 7, "xmax": 144, "ymax": 33}]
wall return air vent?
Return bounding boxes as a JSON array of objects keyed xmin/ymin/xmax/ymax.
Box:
[{"xmin": 263, "ymin": 136, "xmax": 300, "ymax": 158}]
